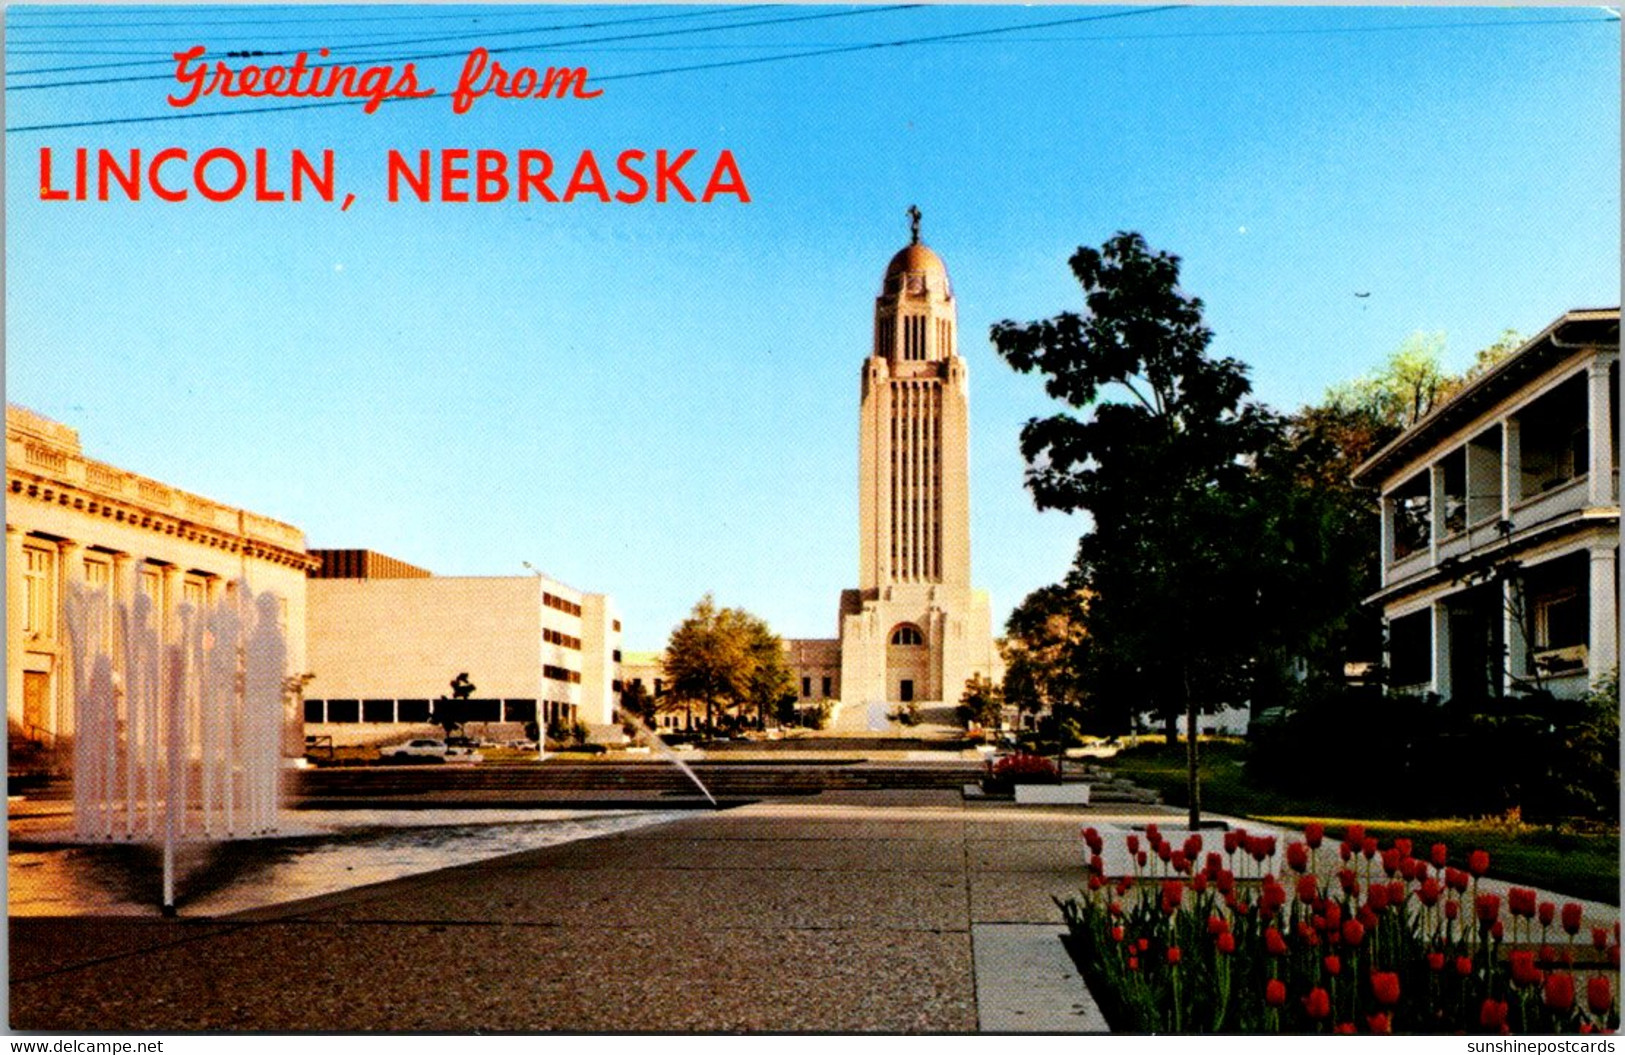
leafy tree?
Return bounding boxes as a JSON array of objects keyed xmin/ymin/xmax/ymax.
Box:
[
  {"xmin": 662, "ymin": 594, "xmax": 793, "ymax": 733},
  {"xmin": 1001, "ymin": 584, "xmax": 1093, "ymax": 728},
  {"xmin": 956, "ymin": 673, "xmax": 1004, "ymax": 730},
  {"xmin": 991, "ymin": 232, "xmax": 1280, "ymax": 827},
  {"xmin": 619, "ymin": 678, "xmax": 657, "ymax": 729}
]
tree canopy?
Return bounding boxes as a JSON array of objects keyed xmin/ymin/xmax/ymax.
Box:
[{"xmin": 662, "ymin": 594, "xmax": 794, "ymax": 733}]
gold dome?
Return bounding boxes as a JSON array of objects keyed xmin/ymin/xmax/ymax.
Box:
[{"xmin": 884, "ymin": 242, "xmax": 948, "ymax": 282}]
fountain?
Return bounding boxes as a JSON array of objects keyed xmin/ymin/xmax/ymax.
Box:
[
  {"xmin": 616, "ymin": 710, "xmax": 717, "ymax": 808},
  {"xmin": 63, "ymin": 567, "xmax": 289, "ymax": 914}
]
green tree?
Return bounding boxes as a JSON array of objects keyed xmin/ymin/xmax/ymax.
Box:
[
  {"xmin": 619, "ymin": 678, "xmax": 656, "ymax": 729},
  {"xmin": 662, "ymin": 594, "xmax": 793, "ymax": 734},
  {"xmin": 991, "ymin": 232, "xmax": 1280, "ymax": 828},
  {"xmin": 1001, "ymin": 584, "xmax": 1091, "ymax": 729},
  {"xmin": 956, "ymin": 673, "xmax": 1005, "ymax": 730}
]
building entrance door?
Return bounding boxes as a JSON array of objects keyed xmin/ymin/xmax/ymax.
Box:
[{"xmin": 23, "ymin": 670, "xmax": 50, "ymax": 738}]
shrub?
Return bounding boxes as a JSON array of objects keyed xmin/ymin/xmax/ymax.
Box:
[{"xmin": 992, "ymin": 752, "xmax": 1060, "ymax": 784}]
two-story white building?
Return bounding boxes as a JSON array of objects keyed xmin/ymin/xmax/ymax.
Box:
[{"xmin": 1352, "ymin": 308, "xmax": 1618, "ymax": 701}]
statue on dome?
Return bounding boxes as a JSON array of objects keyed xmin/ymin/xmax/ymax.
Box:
[{"xmin": 907, "ymin": 204, "xmax": 922, "ymax": 245}]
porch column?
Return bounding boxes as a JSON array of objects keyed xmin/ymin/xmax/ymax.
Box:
[
  {"xmin": 1586, "ymin": 359, "xmax": 1616, "ymax": 507},
  {"xmin": 1589, "ymin": 545, "xmax": 1618, "ymax": 680},
  {"xmin": 1379, "ymin": 495, "xmax": 1394, "ymax": 587},
  {"xmin": 1502, "ymin": 416, "xmax": 1522, "ymax": 514},
  {"xmin": 1502, "ymin": 576, "xmax": 1528, "ymax": 695},
  {"xmin": 1431, "ymin": 602, "xmax": 1452, "ymax": 700}
]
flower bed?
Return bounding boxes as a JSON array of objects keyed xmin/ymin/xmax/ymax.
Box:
[
  {"xmin": 1061, "ymin": 823, "xmax": 1620, "ymax": 1034},
  {"xmin": 983, "ymin": 752, "xmax": 1062, "ymax": 795}
]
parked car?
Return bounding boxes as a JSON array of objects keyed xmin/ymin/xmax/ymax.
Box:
[
  {"xmin": 379, "ymin": 738, "xmax": 447, "ymax": 763},
  {"xmin": 444, "ymin": 736, "xmax": 484, "ymax": 763}
]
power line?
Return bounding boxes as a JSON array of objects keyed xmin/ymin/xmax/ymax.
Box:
[
  {"xmin": 3, "ymin": 6, "xmax": 1172, "ymax": 133},
  {"xmin": 5, "ymin": 7, "xmax": 628, "ymax": 30},
  {"xmin": 7, "ymin": 5, "xmax": 920, "ymax": 92},
  {"xmin": 8, "ymin": 5, "xmax": 778, "ymax": 76}
]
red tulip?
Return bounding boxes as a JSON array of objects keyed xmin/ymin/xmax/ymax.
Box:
[
  {"xmin": 1332, "ymin": 1023, "xmax": 1356, "ymax": 1035},
  {"xmin": 1541, "ymin": 902, "xmax": 1557, "ymax": 927},
  {"xmin": 1303, "ymin": 987, "xmax": 1331, "ymax": 1020},
  {"xmin": 1128, "ymin": 955, "xmax": 1139, "ymax": 971},
  {"xmin": 1166, "ymin": 946, "xmax": 1182, "ymax": 966},
  {"xmin": 1563, "ymin": 902, "xmax": 1584, "ymax": 936},
  {"xmin": 1445, "ymin": 900, "xmax": 1460, "ymax": 921},
  {"xmin": 1367, "ymin": 884, "xmax": 1390, "ymax": 912},
  {"xmin": 1480, "ymin": 999, "xmax": 1509, "ymax": 1030},
  {"xmin": 1345, "ymin": 824, "xmax": 1366, "ymax": 846},
  {"xmin": 1191, "ymin": 872, "xmax": 1207, "ymax": 894},
  {"xmin": 1430, "ymin": 842, "xmax": 1448, "ymax": 868},
  {"xmin": 1265, "ymin": 927, "xmax": 1288, "ymax": 956},
  {"xmin": 1427, "ymin": 951, "xmax": 1445, "ymax": 971},
  {"xmin": 1296, "ymin": 874, "xmax": 1318, "ymax": 902},
  {"xmin": 1341, "ymin": 920, "xmax": 1365, "ymax": 947},
  {"xmin": 1216, "ymin": 870, "xmax": 1235, "ymax": 895},
  {"xmin": 1455, "ymin": 955, "xmax": 1472, "ymax": 977},
  {"xmin": 1183, "ymin": 833, "xmax": 1203, "ymax": 858},
  {"xmin": 1445, "ymin": 867, "xmax": 1470, "ymax": 893},
  {"xmin": 1380, "ymin": 847, "xmax": 1400, "ymax": 875},
  {"xmin": 1204, "ymin": 852, "xmax": 1223, "ymax": 877},
  {"xmin": 1418, "ymin": 878, "xmax": 1442, "ymax": 908},
  {"xmin": 1588, "ymin": 975, "xmax": 1612, "ymax": 1015},
  {"xmin": 1304, "ymin": 822, "xmax": 1324, "ymax": 848},
  {"xmin": 1111, "ymin": 925, "xmax": 1125, "ymax": 943},
  {"xmin": 1286, "ymin": 842, "xmax": 1310, "ymax": 873},
  {"xmin": 1593, "ymin": 926, "xmax": 1611, "ymax": 951},
  {"xmin": 1137, "ymin": 851, "xmax": 1148, "ymax": 868},
  {"xmin": 1144, "ymin": 823, "xmax": 1160, "ymax": 842},
  {"xmin": 1545, "ymin": 972, "xmax": 1576, "ymax": 1012},
  {"xmin": 1510, "ymin": 950, "xmax": 1544, "ymax": 987},
  {"xmin": 1338, "ymin": 869, "xmax": 1360, "ymax": 897},
  {"xmin": 1109, "ymin": 900, "xmax": 1124, "ymax": 917},
  {"xmin": 1216, "ymin": 932, "xmax": 1236, "ymax": 955},
  {"xmin": 1361, "ymin": 837, "xmax": 1379, "ymax": 860},
  {"xmin": 1265, "ymin": 978, "xmax": 1286, "ymax": 1007},
  {"xmin": 1468, "ymin": 849, "xmax": 1490, "ymax": 876},
  {"xmin": 1160, "ymin": 880, "xmax": 1184, "ymax": 914},
  {"xmin": 1126, "ymin": 834, "xmax": 1140, "ymax": 854},
  {"xmin": 1492, "ymin": 920, "xmax": 1505, "ymax": 941},
  {"xmin": 1366, "ymin": 1012, "xmax": 1392, "ymax": 1035},
  {"xmin": 1223, "ymin": 830, "xmax": 1240, "ymax": 855},
  {"xmin": 1138, "ymin": 937, "xmax": 1150, "ymax": 951},
  {"xmin": 1475, "ymin": 893, "xmax": 1501, "ymax": 924},
  {"xmin": 1394, "ymin": 838, "xmax": 1413, "ymax": 857},
  {"xmin": 1169, "ymin": 850, "xmax": 1188, "ymax": 874},
  {"xmin": 1370, "ymin": 970, "xmax": 1400, "ymax": 1005},
  {"xmin": 1509, "ymin": 887, "xmax": 1538, "ymax": 919},
  {"xmin": 1207, "ymin": 915, "xmax": 1228, "ymax": 935},
  {"xmin": 1324, "ymin": 954, "xmax": 1341, "ymax": 976}
]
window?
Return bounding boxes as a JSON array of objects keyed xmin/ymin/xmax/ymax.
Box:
[
  {"xmin": 801, "ymin": 677, "xmax": 811, "ymax": 699},
  {"xmin": 900, "ymin": 679, "xmax": 914, "ymax": 702},
  {"xmin": 1390, "ymin": 473, "xmax": 1431, "ymax": 561},
  {"xmin": 1516, "ymin": 374, "xmax": 1588, "ymax": 498},
  {"xmin": 1439, "ymin": 449, "xmax": 1466, "ymax": 536},
  {"xmin": 890, "ymin": 625, "xmax": 924, "ymax": 646},
  {"xmin": 326, "ymin": 699, "xmax": 360, "ymax": 723},
  {"xmin": 22, "ymin": 544, "xmax": 55, "ymax": 639},
  {"xmin": 1387, "ymin": 611, "xmax": 1431, "ymax": 687},
  {"xmin": 1534, "ymin": 589, "xmax": 1586, "ymax": 651},
  {"xmin": 821, "ymin": 676, "xmax": 832, "ymax": 698},
  {"xmin": 503, "ymin": 699, "xmax": 537, "ymax": 723},
  {"xmin": 397, "ymin": 699, "xmax": 431, "ymax": 723},
  {"xmin": 362, "ymin": 699, "xmax": 394, "ymax": 723}
]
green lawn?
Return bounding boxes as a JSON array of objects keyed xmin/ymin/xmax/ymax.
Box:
[{"xmin": 1101, "ymin": 740, "xmax": 1620, "ymax": 904}]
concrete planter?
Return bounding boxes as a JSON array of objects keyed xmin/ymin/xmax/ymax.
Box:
[{"xmin": 1014, "ymin": 783, "xmax": 1091, "ymax": 805}]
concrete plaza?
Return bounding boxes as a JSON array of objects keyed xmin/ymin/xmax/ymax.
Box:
[{"xmin": 11, "ymin": 789, "xmax": 1148, "ymax": 1033}]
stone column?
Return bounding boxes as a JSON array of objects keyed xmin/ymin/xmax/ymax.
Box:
[
  {"xmin": 1429, "ymin": 464, "xmax": 1446, "ymax": 562},
  {"xmin": 1589, "ymin": 545, "xmax": 1618, "ymax": 680},
  {"xmin": 7, "ymin": 525, "xmax": 26, "ymax": 731},
  {"xmin": 55, "ymin": 539, "xmax": 84, "ymax": 737},
  {"xmin": 1378, "ymin": 496, "xmax": 1393, "ymax": 587},
  {"xmin": 159, "ymin": 564, "xmax": 180, "ymax": 642},
  {"xmin": 1586, "ymin": 359, "xmax": 1615, "ymax": 507}
]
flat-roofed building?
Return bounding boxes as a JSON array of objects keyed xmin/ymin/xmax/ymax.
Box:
[{"xmin": 305, "ymin": 555, "xmax": 623, "ymax": 740}]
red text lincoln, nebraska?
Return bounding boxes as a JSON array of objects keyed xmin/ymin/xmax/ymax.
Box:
[{"xmin": 387, "ymin": 149, "xmax": 750, "ymax": 204}]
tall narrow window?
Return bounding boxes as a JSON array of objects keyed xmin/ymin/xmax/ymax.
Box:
[{"xmin": 23, "ymin": 544, "xmax": 55, "ymax": 639}]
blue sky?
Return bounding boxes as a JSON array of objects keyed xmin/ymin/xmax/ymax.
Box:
[{"xmin": 6, "ymin": 4, "xmax": 1620, "ymax": 650}]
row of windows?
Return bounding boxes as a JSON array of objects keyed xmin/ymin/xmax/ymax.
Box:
[
  {"xmin": 21, "ymin": 540, "xmax": 289, "ymax": 644},
  {"xmin": 544, "ymin": 664, "xmax": 582, "ymax": 684},
  {"xmin": 800, "ymin": 675, "xmax": 834, "ymax": 699},
  {"xmin": 543, "ymin": 627, "xmax": 581, "ymax": 650},
  {"xmin": 544, "ymin": 591, "xmax": 582, "ymax": 617},
  {"xmin": 305, "ymin": 698, "xmax": 541, "ymax": 724}
]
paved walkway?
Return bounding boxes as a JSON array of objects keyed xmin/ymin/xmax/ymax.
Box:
[{"xmin": 10, "ymin": 790, "xmax": 1156, "ymax": 1033}]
